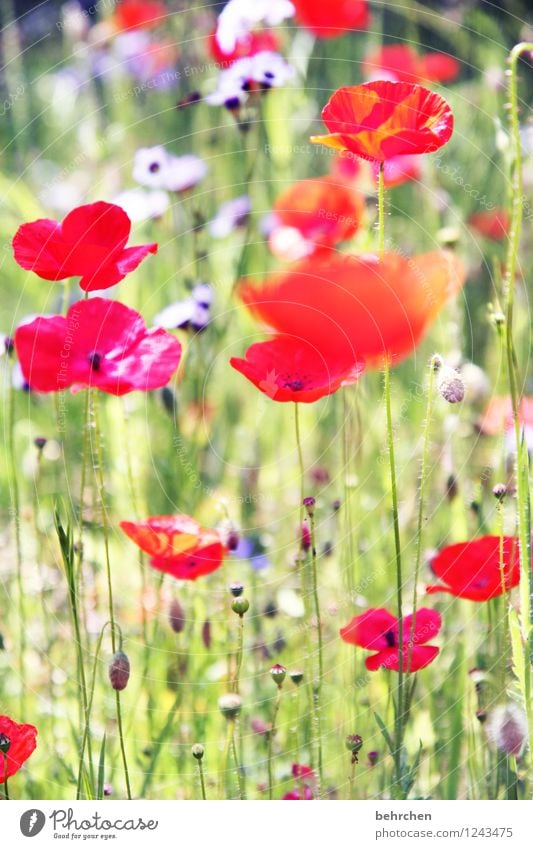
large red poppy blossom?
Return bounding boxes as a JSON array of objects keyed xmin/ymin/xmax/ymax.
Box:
[
  {"xmin": 272, "ymin": 176, "xmax": 364, "ymax": 249},
  {"xmin": 113, "ymin": 0, "xmax": 166, "ymax": 31},
  {"xmin": 120, "ymin": 515, "xmax": 227, "ymax": 580},
  {"xmin": 426, "ymin": 536, "xmax": 521, "ymax": 601},
  {"xmin": 15, "ymin": 298, "xmax": 181, "ymax": 396},
  {"xmin": 468, "ymin": 209, "xmax": 509, "ymax": 242},
  {"xmin": 340, "ymin": 607, "xmax": 441, "ymax": 672},
  {"xmin": 12, "ymin": 202, "xmax": 158, "ymax": 292},
  {"xmin": 292, "ymin": 0, "xmax": 369, "ymax": 38},
  {"xmin": 208, "ymin": 28, "xmax": 279, "ymax": 66},
  {"xmin": 311, "ymin": 81, "xmax": 454, "ymax": 161},
  {"xmin": 238, "ymin": 251, "xmax": 465, "ymax": 368},
  {"xmin": 0, "ymin": 716, "xmax": 38, "ymax": 782},
  {"xmin": 230, "ymin": 335, "xmax": 365, "ymax": 403},
  {"xmin": 363, "ymin": 45, "xmax": 460, "ymax": 85}
]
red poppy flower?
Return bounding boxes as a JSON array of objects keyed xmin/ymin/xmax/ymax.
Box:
[
  {"xmin": 340, "ymin": 607, "xmax": 441, "ymax": 672},
  {"xmin": 113, "ymin": 0, "xmax": 166, "ymax": 31},
  {"xmin": 120, "ymin": 515, "xmax": 227, "ymax": 580},
  {"xmin": 310, "ymin": 81, "xmax": 454, "ymax": 161},
  {"xmin": 271, "ymin": 176, "xmax": 364, "ymax": 250},
  {"xmin": 208, "ymin": 28, "xmax": 279, "ymax": 66},
  {"xmin": 12, "ymin": 202, "xmax": 158, "ymax": 292},
  {"xmin": 15, "ymin": 298, "xmax": 181, "ymax": 396},
  {"xmin": 363, "ymin": 45, "xmax": 459, "ymax": 85},
  {"xmin": 292, "ymin": 0, "xmax": 369, "ymax": 39},
  {"xmin": 426, "ymin": 536, "xmax": 521, "ymax": 601},
  {"xmin": 478, "ymin": 396, "xmax": 533, "ymax": 436},
  {"xmin": 468, "ymin": 209, "xmax": 509, "ymax": 241},
  {"xmin": 230, "ymin": 335, "xmax": 365, "ymax": 403},
  {"xmin": 0, "ymin": 716, "xmax": 38, "ymax": 782},
  {"xmin": 370, "ymin": 154, "xmax": 421, "ymax": 188},
  {"xmin": 238, "ymin": 251, "xmax": 465, "ymax": 368}
]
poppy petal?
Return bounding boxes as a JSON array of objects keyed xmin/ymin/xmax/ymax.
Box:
[
  {"xmin": 339, "ymin": 608, "xmax": 397, "ymax": 649},
  {"xmin": 365, "ymin": 645, "xmax": 439, "ymax": 672}
]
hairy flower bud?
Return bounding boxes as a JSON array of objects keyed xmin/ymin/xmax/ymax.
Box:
[
  {"xmin": 108, "ymin": 651, "xmax": 130, "ymax": 691},
  {"xmin": 169, "ymin": 598, "xmax": 186, "ymax": 633},
  {"xmin": 191, "ymin": 743, "xmax": 205, "ymax": 760},
  {"xmin": 232, "ymin": 597, "xmax": 250, "ymax": 616}
]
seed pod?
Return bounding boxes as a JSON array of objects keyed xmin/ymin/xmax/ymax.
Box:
[
  {"xmin": 218, "ymin": 693, "xmax": 242, "ymax": 720},
  {"xmin": 345, "ymin": 734, "xmax": 363, "ymax": 754},
  {"xmin": 191, "ymin": 743, "xmax": 205, "ymax": 761},
  {"xmin": 232, "ymin": 597, "xmax": 250, "ymax": 616},
  {"xmin": 289, "ymin": 669, "xmax": 304, "ymax": 686},
  {"xmin": 493, "ymin": 482, "xmax": 507, "ymax": 501},
  {"xmin": 169, "ymin": 598, "xmax": 186, "ymax": 633},
  {"xmin": 229, "ymin": 582, "xmax": 244, "ymax": 598},
  {"xmin": 270, "ymin": 663, "xmax": 287, "ymax": 687},
  {"xmin": 108, "ymin": 651, "xmax": 130, "ymax": 691}
]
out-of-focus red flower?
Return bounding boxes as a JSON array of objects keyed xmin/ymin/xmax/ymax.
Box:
[
  {"xmin": 271, "ymin": 176, "xmax": 364, "ymax": 251},
  {"xmin": 15, "ymin": 298, "xmax": 181, "ymax": 396},
  {"xmin": 0, "ymin": 716, "xmax": 38, "ymax": 782},
  {"xmin": 13, "ymin": 202, "xmax": 157, "ymax": 292},
  {"xmin": 207, "ymin": 28, "xmax": 279, "ymax": 66},
  {"xmin": 479, "ymin": 396, "xmax": 533, "ymax": 436},
  {"xmin": 340, "ymin": 607, "xmax": 441, "ymax": 672},
  {"xmin": 120, "ymin": 515, "xmax": 227, "ymax": 580},
  {"xmin": 113, "ymin": 0, "xmax": 166, "ymax": 31},
  {"xmin": 230, "ymin": 335, "xmax": 365, "ymax": 403},
  {"xmin": 292, "ymin": 0, "xmax": 369, "ymax": 38},
  {"xmin": 426, "ymin": 536, "xmax": 522, "ymax": 601},
  {"xmin": 238, "ymin": 251, "xmax": 465, "ymax": 368},
  {"xmin": 311, "ymin": 81, "xmax": 454, "ymax": 161},
  {"xmin": 330, "ymin": 151, "xmax": 364, "ymax": 184},
  {"xmin": 370, "ymin": 154, "xmax": 421, "ymax": 188},
  {"xmin": 363, "ymin": 45, "xmax": 460, "ymax": 85},
  {"xmin": 282, "ymin": 763, "xmax": 316, "ymax": 799},
  {"xmin": 468, "ymin": 209, "xmax": 509, "ymax": 241}
]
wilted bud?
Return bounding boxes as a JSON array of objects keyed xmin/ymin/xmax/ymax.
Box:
[
  {"xmin": 218, "ymin": 693, "xmax": 242, "ymax": 720},
  {"xmin": 201, "ymin": 619, "xmax": 212, "ymax": 649},
  {"xmin": 169, "ymin": 598, "xmax": 186, "ymax": 633},
  {"xmin": 34, "ymin": 436, "xmax": 47, "ymax": 451},
  {"xmin": 191, "ymin": 743, "xmax": 205, "ymax": 760},
  {"xmin": 303, "ymin": 496, "xmax": 316, "ymax": 517},
  {"xmin": 437, "ymin": 366, "xmax": 465, "ymax": 404},
  {"xmin": 0, "ymin": 733, "xmax": 11, "ymax": 754},
  {"xmin": 270, "ymin": 663, "xmax": 286, "ymax": 687},
  {"xmin": 289, "ymin": 669, "xmax": 304, "ymax": 686},
  {"xmin": 108, "ymin": 651, "xmax": 130, "ymax": 691},
  {"xmin": 301, "ymin": 522, "xmax": 311, "ymax": 552},
  {"xmin": 493, "ymin": 482, "xmax": 507, "ymax": 501},
  {"xmin": 229, "ymin": 582, "xmax": 244, "ymax": 598},
  {"xmin": 486, "ymin": 704, "xmax": 527, "ymax": 755},
  {"xmin": 232, "ymin": 597, "xmax": 250, "ymax": 616},
  {"xmin": 346, "ymin": 734, "xmax": 363, "ymax": 763}
]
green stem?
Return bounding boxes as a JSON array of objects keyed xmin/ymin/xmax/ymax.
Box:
[
  {"xmin": 267, "ymin": 687, "xmax": 282, "ymax": 800},
  {"xmin": 7, "ymin": 368, "xmax": 26, "ymax": 716},
  {"xmin": 91, "ymin": 392, "xmax": 131, "ymax": 800},
  {"xmin": 2, "ymin": 754, "xmax": 8, "ymax": 801},
  {"xmin": 378, "ymin": 160, "xmax": 385, "ymax": 259},
  {"xmin": 196, "ymin": 758, "xmax": 207, "ymax": 800},
  {"xmin": 309, "ymin": 513, "xmax": 323, "ymax": 792},
  {"xmin": 233, "ymin": 615, "xmax": 245, "ymax": 694}
]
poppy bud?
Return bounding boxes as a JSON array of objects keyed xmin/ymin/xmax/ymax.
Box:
[
  {"xmin": 191, "ymin": 743, "xmax": 205, "ymax": 760},
  {"xmin": 437, "ymin": 366, "xmax": 465, "ymax": 404},
  {"xmin": 301, "ymin": 522, "xmax": 311, "ymax": 552},
  {"xmin": 232, "ymin": 597, "xmax": 250, "ymax": 616},
  {"xmin": 104, "ymin": 784, "xmax": 113, "ymax": 796},
  {"xmin": 367, "ymin": 750, "xmax": 379, "ymax": 766},
  {"xmin": 345, "ymin": 734, "xmax": 363, "ymax": 754},
  {"xmin": 202, "ymin": 619, "xmax": 212, "ymax": 649},
  {"xmin": 227, "ymin": 529, "xmax": 240, "ymax": 551},
  {"xmin": 486, "ymin": 704, "xmax": 527, "ymax": 756},
  {"xmin": 446, "ymin": 474, "xmax": 458, "ymax": 501},
  {"xmin": 270, "ymin": 663, "xmax": 286, "ymax": 687},
  {"xmin": 218, "ymin": 693, "xmax": 242, "ymax": 720},
  {"xmin": 34, "ymin": 436, "xmax": 47, "ymax": 451},
  {"xmin": 493, "ymin": 483, "xmax": 507, "ymax": 501},
  {"xmin": 303, "ymin": 496, "xmax": 316, "ymax": 517},
  {"xmin": 169, "ymin": 598, "xmax": 186, "ymax": 633},
  {"xmin": 108, "ymin": 651, "xmax": 130, "ymax": 691},
  {"xmin": 0, "ymin": 733, "xmax": 11, "ymax": 754},
  {"xmin": 230, "ymin": 582, "xmax": 244, "ymax": 598},
  {"xmin": 289, "ymin": 669, "xmax": 304, "ymax": 686}
]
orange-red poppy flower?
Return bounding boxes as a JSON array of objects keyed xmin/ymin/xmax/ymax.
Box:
[
  {"xmin": 468, "ymin": 209, "xmax": 509, "ymax": 241},
  {"xmin": 271, "ymin": 176, "xmax": 364, "ymax": 251},
  {"xmin": 292, "ymin": 0, "xmax": 370, "ymax": 38},
  {"xmin": 120, "ymin": 515, "xmax": 227, "ymax": 580},
  {"xmin": 238, "ymin": 251, "xmax": 465, "ymax": 368},
  {"xmin": 0, "ymin": 716, "xmax": 38, "ymax": 782},
  {"xmin": 426, "ymin": 536, "xmax": 521, "ymax": 601},
  {"xmin": 230, "ymin": 335, "xmax": 364, "ymax": 403},
  {"xmin": 363, "ymin": 45, "xmax": 460, "ymax": 85},
  {"xmin": 113, "ymin": 0, "xmax": 166, "ymax": 31},
  {"xmin": 311, "ymin": 81, "xmax": 454, "ymax": 161},
  {"xmin": 340, "ymin": 607, "xmax": 441, "ymax": 672}
]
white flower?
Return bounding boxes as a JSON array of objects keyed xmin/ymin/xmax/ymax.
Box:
[
  {"xmin": 205, "ymin": 51, "xmax": 294, "ymax": 108},
  {"xmin": 133, "ymin": 146, "xmax": 207, "ymax": 192},
  {"xmin": 154, "ymin": 284, "xmax": 214, "ymax": 330},
  {"xmin": 249, "ymin": 51, "xmax": 295, "ymax": 87},
  {"xmin": 208, "ymin": 196, "xmax": 251, "ymax": 238},
  {"xmin": 113, "ymin": 188, "xmax": 170, "ymax": 222},
  {"xmin": 216, "ymin": 0, "xmax": 295, "ymax": 55}
]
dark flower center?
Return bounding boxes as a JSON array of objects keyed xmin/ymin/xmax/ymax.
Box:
[
  {"xmin": 149, "ymin": 161, "xmax": 161, "ymax": 173},
  {"xmin": 224, "ymin": 96, "xmax": 241, "ymax": 112},
  {"xmin": 0, "ymin": 733, "xmax": 11, "ymax": 753},
  {"xmin": 385, "ymin": 629, "xmax": 396, "ymax": 648},
  {"xmin": 88, "ymin": 352, "xmax": 102, "ymax": 371},
  {"xmin": 284, "ymin": 378, "xmax": 305, "ymax": 391}
]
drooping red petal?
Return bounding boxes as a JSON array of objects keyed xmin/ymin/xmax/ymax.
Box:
[
  {"xmin": 120, "ymin": 516, "xmax": 201, "ymax": 559},
  {"xmin": 339, "ymin": 608, "xmax": 397, "ymax": 649},
  {"xmin": 0, "ymin": 716, "xmax": 38, "ymax": 782},
  {"xmin": 400, "ymin": 607, "xmax": 442, "ymax": 646},
  {"xmin": 150, "ymin": 534, "xmax": 226, "ymax": 581},
  {"xmin": 293, "ymin": 0, "xmax": 370, "ymax": 38},
  {"xmin": 426, "ymin": 536, "xmax": 521, "ymax": 601},
  {"xmin": 12, "ymin": 218, "xmax": 67, "ymax": 280},
  {"xmin": 365, "ymin": 645, "xmax": 439, "ymax": 672}
]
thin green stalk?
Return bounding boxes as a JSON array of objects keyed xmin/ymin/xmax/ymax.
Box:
[
  {"xmin": 76, "ymin": 621, "xmax": 113, "ymax": 799},
  {"xmin": 91, "ymin": 392, "xmax": 131, "ymax": 800},
  {"xmin": 308, "ymin": 512, "xmax": 323, "ymax": 792},
  {"xmin": 505, "ymin": 42, "xmax": 533, "ymax": 764},
  {"xmin": 233, "ymin": 614, "xmax": 245, "ymax": 694},
  {"xmin": 2, "ymin": 755, "xmax": 8, "ymax": 801},
  {"xmin": 267, "ymin": 686, "xmax": 282, "ymax": 800},
  {"xmin": 383, "ymin": 359, "xmax": 404, "ymax": 792},
  {"xmin": 196, "ymin": 757, "xmax": 207, "ymax": 800},
  {"xmin": 140, "ymin": 687, "xmax": 182, "ymax": 797},
  {"xmin": 378, "ymin": 161, "xmax": 385, "ymax": 259},
  {"xmin": 8, "ymin": 369, "xmax": 26, "ymax": 715},
  {"xmin": 294, "ymin": 403, "xmax": 305, "ymax": 535}
]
